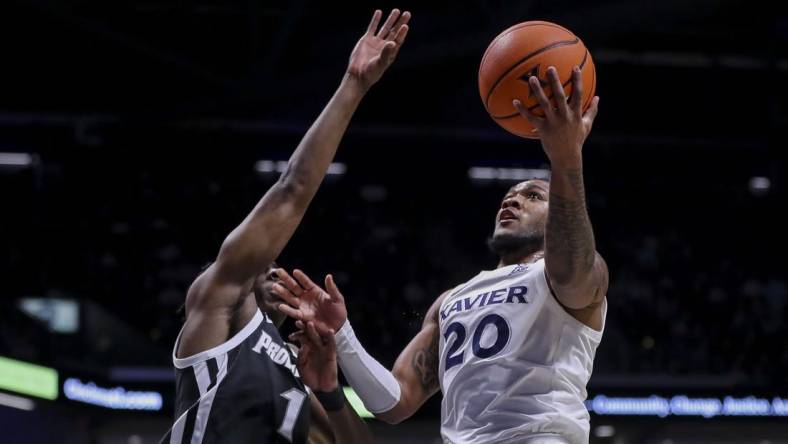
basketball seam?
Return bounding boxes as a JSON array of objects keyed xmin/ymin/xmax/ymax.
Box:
[
  {"xmin": 479, "ymin": 22, "xmax": 575, "ymax": 68},
  {"xmin": 491, "ymin": 49, "xmax": 590, "ymax": 119},
  {"xmin": 483, "ymin": 38, "xmax": 580, "ymax": 110}
]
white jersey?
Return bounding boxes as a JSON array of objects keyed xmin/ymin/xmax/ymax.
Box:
[{"xmin": 438, "ymin": 259, "xmax": 605, "ymax": 444}]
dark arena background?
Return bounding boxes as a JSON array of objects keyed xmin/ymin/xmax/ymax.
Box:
[{"xmin": 1, "ymin": 1, "xmax": 786, "ymax": 443}]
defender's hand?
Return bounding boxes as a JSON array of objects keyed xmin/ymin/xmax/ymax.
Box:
[
  {"xmin": 513, "ymin": 66, "xmax": 599, "ymax": 168},
  {"xmin": 346, "ymin": 9, "xmax": 411, "ymax": 92},
  {"xmin": 290, "ymin": 322, "xmax": 338, "ymax": 392},
  {"xmin": 273, "ymin": 269, "xmax": 348, "ymax": 334}
]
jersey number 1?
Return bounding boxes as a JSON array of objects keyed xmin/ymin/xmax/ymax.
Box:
[
  {"xmin": 444, "ymin": 314, "xmax": 510, "ymax": 372},
  {"xmin": 278, "ymin": 388, "xmax": 307, "ymax": 442}
]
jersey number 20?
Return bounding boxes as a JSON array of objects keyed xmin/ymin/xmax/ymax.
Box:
[{"xmin": 444, "ymin": 314, "xmax": 510, "ymax": 372}]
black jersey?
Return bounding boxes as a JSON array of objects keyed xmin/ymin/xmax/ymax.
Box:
[{"xmin": 161, "ymin": 310, "xmax": 310, "ymax": 444}]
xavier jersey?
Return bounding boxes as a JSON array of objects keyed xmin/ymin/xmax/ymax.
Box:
[
  {"xmin": 162, "ymin": 310, "xmax": 310, "ymax": 444},
  {"xmin": 438, "ymin": 259, "xmax": 605, "ymax": 444}
]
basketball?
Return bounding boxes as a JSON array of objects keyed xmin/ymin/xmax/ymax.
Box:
[{"xmin": 478, "ymin": 21, "xmax": 596, "ymax": 139}]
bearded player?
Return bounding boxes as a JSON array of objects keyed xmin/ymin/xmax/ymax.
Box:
[{"xmin": 274, "ymin": 66, "xmax": 607, "ymax": 444}]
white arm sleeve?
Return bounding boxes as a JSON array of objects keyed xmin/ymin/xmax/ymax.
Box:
[{"xmin": 334, "ymin": 319, "xmax": 401, "ymax": 413}]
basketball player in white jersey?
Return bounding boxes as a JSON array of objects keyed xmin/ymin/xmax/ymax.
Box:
[
  {"xmin": 273, "ymin": 65, "xmax": 607, "ymax": 444},
  {"xmin": 161, "ymin": 9, "xmax": 410, "ymax": 444}
]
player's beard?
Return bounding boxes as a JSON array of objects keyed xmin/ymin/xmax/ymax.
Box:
[{"xmin": 487, "ymin": 227, "xmax": 544, "ymax": 259}]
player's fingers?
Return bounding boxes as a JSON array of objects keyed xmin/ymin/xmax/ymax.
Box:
[
  {"xmin": 311, "ymin": 322, "xmax": 333, "ymax": 337},
  {"xmin": 288, "ymin": 331, "xmax": 305, "ymax": 344},
  {"xmin": 277, "ymin": 303, "xmax": 303, "ymax": 321},
  {"xmin": 292, "ymin": 269, "xmax": 318, "ymax": 292},
  {"xmin": 306, "ymin": 322, "xmax": 336, "ymax": 348},
  {"xmin": 295, "ymin": 320, "xmax": 306, "ymax": 331},
  {"xmin": 528, "ymin": 76, "xmax": 555, "ymax": 119},
  {"xmin": 324, "ymin": 274, "xmax": 345, "ymax": 303},
  {"xmin": 378, "ymin": 41, "xmax": 397, "ymax": 65},
  {"xmin": 376, "ymin": 9, "xmax": 400, "ymax": 38},
  {"xmin": 582, "ymin": 96, "xmax": 600, "ymax": 127},
  {"xmin": 392, "ymin": 24, "xmax": 409, "ymax": 49},
  {"xmin": 272, "ymin": 283, "xmax": 300, "ymax": 308},
  {"xmin": 386, "ymin": 11, "xmax": 411, "ymax": 40},
  {"xmin": 366, "ymin": 9, "xmax": 382, "ymax": 36},
  {"xmin": 513, "ymin": 99, "xmax": 544, "ymax": 128},
  {"xmin": 325, "ymin": 330, "xmax": 337, "ymax": 355},
  {"xmin": 569, "ymin": 66, "xmax": 583, "ymax": 113},
  {"xmin": 297, "ymin": 344, "xmax": 310, "ymax": 367},
  {"xmin": 306, "ymin": 322, "xmax": 323, "ymax": 347},
  {"xmin": 275, "ymin": 268, "xmax": 304, "ymax": 297},
  {"xmin": 546, "ymin": 67, "xmax": 569, "ymax": 117}
]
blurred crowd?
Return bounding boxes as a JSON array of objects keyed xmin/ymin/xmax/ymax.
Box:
[{"xmin": 1, "ymin": 148, "xmax": 785, "ymax": 390}]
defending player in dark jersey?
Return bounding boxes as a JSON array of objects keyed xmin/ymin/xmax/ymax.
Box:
[{"xmin": 160, "ymin": 8, "xmax": 410, "ymax": 444}]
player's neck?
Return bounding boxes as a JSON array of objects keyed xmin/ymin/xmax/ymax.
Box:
[{"xmin": 497, "ymin": 249, "xmax": 544, "ymax": 268}]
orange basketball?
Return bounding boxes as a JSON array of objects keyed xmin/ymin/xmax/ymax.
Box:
[{"xmin": 479, "ymin": 21, "xmax": 596, "ymax": 139}]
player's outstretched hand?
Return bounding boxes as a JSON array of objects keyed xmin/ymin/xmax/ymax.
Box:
[
  {"xmin": 289, "ymin": 321, "xmax": 338, "ymax": 392},
  {"xmin": 513, "ymin": 65, "xmax": 599, "ymax": 168},
  {"xmin": 346, "ymin": 8, "xmax": 411, "ymax": 92},
  {"xmin": 272, "ymin": 269, "xmax": 347, "ymax": 335}
]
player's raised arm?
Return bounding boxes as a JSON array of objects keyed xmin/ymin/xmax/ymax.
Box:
[
  {"xmin": 513, "ymin": 66, "xmax": 608, "ymax": 312},
  {"xmin": 180, "ymin": 9, "xmax": 411, "ymax": 356},
  {"xmin": 209, "ymin": 8, "xmax": 410, "ymax": 288},
  {"xmin": 273, "ymin": 269, "xmax": 446, "ymax": 424}
]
